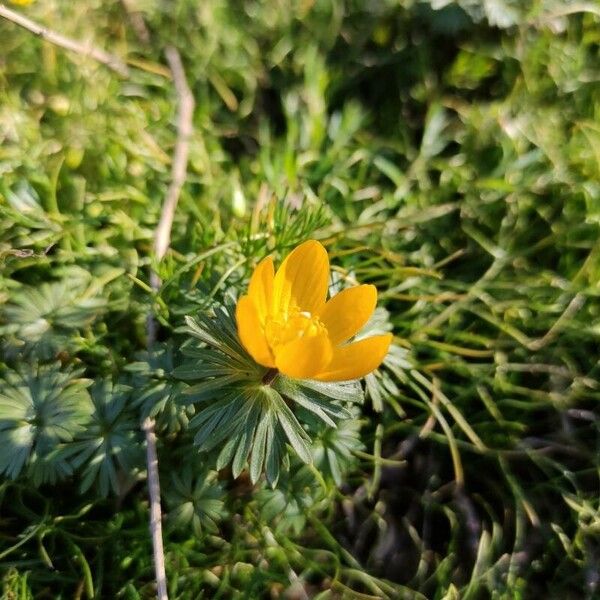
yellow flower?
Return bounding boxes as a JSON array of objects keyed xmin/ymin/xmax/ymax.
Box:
[{"xmin": 236, "ymin": 240, "xmax": 392, "ymax": 381}]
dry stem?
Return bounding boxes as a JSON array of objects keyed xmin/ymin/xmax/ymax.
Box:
[
  {"xmin": 120, "ymin": 0, "xmax": 151, "ymax": 45},
  {"xmin": 143, "ymin": 45, "xmax": 194, "ymax": 600},
  {"xmin": 0, "ymin": 3, "xmax": 129, "ymax": 76},
  {"xmin": 142, "ymin": 416, "xmax": 168, "ymax": 600},
  {"xmin": 154, "ymin": 46, "xmax": 195, "ymax": 261}
]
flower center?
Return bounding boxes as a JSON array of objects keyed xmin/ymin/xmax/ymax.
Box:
[{"xmin": 264, "ymin": 307, "xmax": 326, "ymax": 350}]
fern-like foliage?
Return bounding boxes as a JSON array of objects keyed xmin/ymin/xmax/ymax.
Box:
[
  {"xmin": 126, "ymin": 343, "xmax": 192, "ymax": 435},
  {"xmin": 0, "ymin": 363, "xmax": 92, "ymax": 482},
  {"xmin": 0, "ymin": 266, "xmax": 108, "ymax": 359},
  {"xmin": 239, "ymin": 202, "xmax": 330, "ymax": 265},
  {"xmin": 70, "ymin": 380, "xmax": 143, "ymax": 497},
  {"xmin": 311, "ymin": 416, "xmax": 364, "ymax": 487},
  {"xmin": 164, "ymin": 464, "xmax": 227, "ymax": 537},
  {"xmin": 255, "ymin": 463, "xmax": 326, "ymax": 535},
  {"xmin": 356, "ymin": 307, "xmax": 410, "ymax": 412},
  {"xmin": 175, "ymin": 305, "xmax": 364, "ymax": 486},
  {"xmin": 256, "ymin": 418, "xmax": 364, "ymax": 534},
  {"xmin": 0, "ymin": 180, "xmax": 60, "ymax": 253}
]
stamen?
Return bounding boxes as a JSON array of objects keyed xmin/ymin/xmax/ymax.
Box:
[{"xmin": 264, "ymin": 307, "xmax": 325, "ymax": 350}]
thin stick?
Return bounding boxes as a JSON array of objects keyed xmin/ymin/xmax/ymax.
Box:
[
  {"xmin": 154, "ymin": 46, "xmax": 195, "ymax": 261},
  {"xmin": 143, "ymin": 45, "xmax": 194, "ymax": 600},
  {"xmin": 0, "ymin": 3, "xmax": 129, "ymax": 77},
  {"xmin": 120, "ymin": 0, "xmax": 151, "ymax": 46},
  {"xmin": 142, "ymin": 416, "xmax": 167, "ymax": 600}
]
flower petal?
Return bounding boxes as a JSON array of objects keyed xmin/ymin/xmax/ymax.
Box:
[
  {"xmin": 273, "ymin": 240, "xmax": 329, "ymax": 315},
  {"xmin": 318, "ymin": 284, "xmax": 377, "ymax": 345},
  {"xmin": 314, "ymin": 334, "xmax": 393, "ymax": 382},
  {"xmin": 275, "ymin": 332, "xmax": 333, "ymax": 379},
  {"xmin": 236, "ymin": 295, "xmax": 275, "ymax": 368},
  {"xmin": 248, "ymin": 256, "xmax": 275, "ymax": 322}
]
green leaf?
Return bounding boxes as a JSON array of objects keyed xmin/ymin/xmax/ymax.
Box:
[
  {"xmin": 69, "ymin": 380, "xmax": 143, "ymax": 497},
  {"xmin": 249, "ymin": 407, "xmax": 270, "ymax": 484},
  {"xmin": 127, "ymin": 344, "xmax": 191, "ymax": 435},
  {"xmin": 232, "ymin": 400, "xmax": 259, "ymax": 478},
  {"xmin": 299, "ymin": 379, "xmax": 364, "ymax": 404},
  {"xmin": 269, "ymin": 388, "xmax": 312, "ymax": 465},
  {"xmin": 0, "ymin": 267, "xmax": 109, "ymax": 359},
  {"xmin": 216, "ymin": 437, "xmax": 238, "ymax": 471},
  {"xmin": 0, "ymin": 363, "xmax": 92, "ymax": 481},
  {"xmin": 164, "ymin": 465, "xmax": 227, "ymax": 537},
  {"xmin": 183, "ymin": 374, "xmax": 247, "ymax": 399},
  {"xmin": 264, "ymin": 412, "xmax": 281, "ymax": 487},
  {"xmin": 274, "ymin": 376, "xmax": 350, "ymax": 425}
]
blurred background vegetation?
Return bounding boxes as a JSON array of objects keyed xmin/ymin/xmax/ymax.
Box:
[{"xmin": 1, "ymin": 0, "xmax": 599, "ymax": 598}]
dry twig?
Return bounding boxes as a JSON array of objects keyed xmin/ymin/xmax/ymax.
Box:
[
  {"xmin": 121, "ymin": 6, "xmax": 195, "ymax": 598},
  {"xmin": 0, "ymin": 3, "xmax": 129, "ymax": 76},
  {"xmin": 120, "ymin": 0, "xmax": 151, "ymax": 45},
  {"xmin": 154, "ymin": 46, "xmax": 195, "ymax": 262},
  {"xmin": 143, "ymin": 45, "xmax": 195, "ymax": 600},
  {"xmin": 142, "ymin": 416, "xmax": 167, "ymax": 599},
  {"xmin": 119, "ymin": 8, "xmax": 195, "ymax": 600}
]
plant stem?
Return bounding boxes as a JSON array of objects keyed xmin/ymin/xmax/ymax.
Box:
[
  {"xmin": 0, "ymin": 3, "xmax": 129, "ymax": 76},
  {"xmin": 262, "ymin": 368, "xmax": 279, "ymax": 385},
  {"xmin": 154, "ymin": 46, "xmax": 195, "ymax": 260},
  {"xmin": 142, "ymin": 44, "xmax": 194, "ymax": 600},
  {"xmin": 142, "ymin": 416, "xmax": 168, "ymax": 600}
]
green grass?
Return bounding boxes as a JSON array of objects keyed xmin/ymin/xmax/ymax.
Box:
[{"xmin": 1, "ymin": 1, "xmax": 599, "ymax": 598}]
